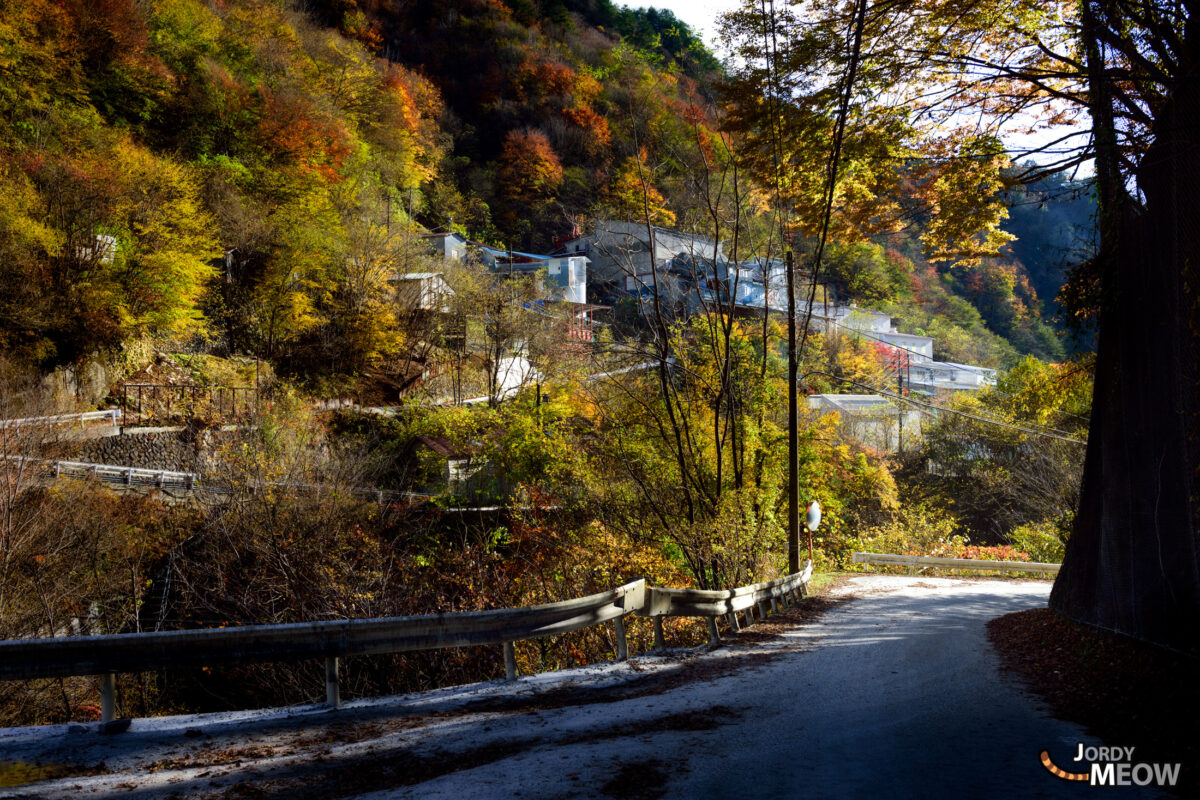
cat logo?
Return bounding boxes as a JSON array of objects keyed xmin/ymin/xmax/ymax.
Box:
[{"xmin": 1040, "ymin": 745, "xmax": 1181, "ymax": 787}]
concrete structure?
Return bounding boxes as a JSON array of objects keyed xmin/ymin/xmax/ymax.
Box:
[
  {"xmin": 559, "ymin": 220, "xmax": 726, "ymax": 291},
  {"xmin": 868, "ymin": 331, "xmax": 935, "ymax": 362},
  {"xmin": 495, "ymin": 355, "xmax": 539, "ymax": 400},
  {"xmin": 76, "ymin": 233, "xmax": 117, "ymax": 265},
  {"xmin": 421, "ymin": 231, "xmax": 470, "ymax": 263},
  {"xmin": 907, "ymin": 361, "xmax": 998, "ymax": 394},
  {"xmin": 807, "ymin": 393, "xmax": 922, "ymax": 453},
  {"xmin": 391, "ymin": 272, "xmax": 454, "ymax": 312}
]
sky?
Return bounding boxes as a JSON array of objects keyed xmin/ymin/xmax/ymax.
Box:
[
  {"xmin": 620, "ymin": 0, "xmax": 732, "ymax": 49},
  {"xmin": 620, "ymin": 1, "xmax": 1093, "ymax": 175}
]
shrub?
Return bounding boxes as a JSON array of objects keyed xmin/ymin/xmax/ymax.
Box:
[
  {"xmin": 854, "ymin": 504, "xmax": 961, "ymax": 562},
  {"xmin": 1007, "ymin": 520, "xmax": 1068, "ymax": 563}
]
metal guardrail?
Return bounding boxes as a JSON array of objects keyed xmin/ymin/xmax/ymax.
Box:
[
  {"xmin": 640, "ymin": 561, "xmax": 813, "ymax": 646},
  {"xmin": 0, "ymin": 565, "xmax": 816, "ymax": 724},
  {"xmin": 7, "ymin": 456, "xmax": 430, "ymax": 502},
  {"xmin": 223, "ymin": 480, "xmax": 420, "ymax": 506},
  {"xmin": 0, "ymin": 580, "xmax": 646, "ymax": 683},
  {"xmin": 4, "ymin": 456, "xmax": 196, "ymax": 489},
  {"xmin": 0, "ymin": 410, "xmax": 119, "ymax": 430},
  {"xmin": 852, "ymin": 552, "xmax": 1061, "ymax": 575},
  {"xmin": 2, "ymin": 580, "xmax": 644, "ymax": 721}
]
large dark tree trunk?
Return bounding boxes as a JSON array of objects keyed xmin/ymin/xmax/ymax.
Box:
[{"xmin": 1049, "ymin": 24, "xmax": 1200, "ymax": 652}]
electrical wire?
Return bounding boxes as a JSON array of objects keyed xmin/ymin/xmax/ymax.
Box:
[
  {"xmin": 823, "ymin": 320, "xmax": 1093, "ymax": 428},
  {"xmin": 805, "ymin": 369, "xmax": 1087, "ymax": 444}
]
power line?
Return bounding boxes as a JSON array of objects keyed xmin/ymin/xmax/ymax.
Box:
[
  {"xmin": 826, "ymin": 320, "xmax": 1093, "ymax": 427},
  {"xmin": 806, "ymin": 370, "xmax": 1087, "ymax": 444}
]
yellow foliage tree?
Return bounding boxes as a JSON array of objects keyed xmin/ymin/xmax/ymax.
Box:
[{"xmin": 606, "ymin": 154, "xmax": 675, "ymax": 227}]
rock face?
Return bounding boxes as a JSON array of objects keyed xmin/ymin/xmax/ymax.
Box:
[{"xmin": 41, "ymin": 360, "xmax": 110, "ymax": 409}]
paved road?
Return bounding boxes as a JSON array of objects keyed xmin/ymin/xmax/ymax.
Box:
[{"xmin": 0, "ymin": 576, "xmax": 1157, "ymax": 799}]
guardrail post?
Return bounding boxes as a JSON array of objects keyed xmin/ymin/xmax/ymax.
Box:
[
  {"xmin": 503, "ymin": 641, "xmax": 517, "ymax": 681},
  {"xmin": 726, "ymin": 611, "xmax": 740, "ymax": 632},
  {"xmin": 614, "ymin": 616, "xmax": 628, "ymax": 661},
  {"xmin": 653, "ymin": 617, "xmax": 665, "ymax": 651},
  {"xmin": 706, "ymin": 617, "xmax": 720, "ymax": 644},
  {"xmin": 743, "ymin": 607, "xmax": 754, "ymax": 627},
  {"xmin": 770, "ymin": 597, "xmax": 780, "ymax": 614},
  {"xmin": 325, "ymin": 657, "xmax": 340, "ymax": 708},
  {"xmin": 100, "ymin": 673, "xmax": 115, "ymax": 722},
  {"xmin": 757, "ymin": 600, "xmax": 770, "ymax": 619}
]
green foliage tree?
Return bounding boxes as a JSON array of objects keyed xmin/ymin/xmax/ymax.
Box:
[{"xmin": 908, "ymin": 355, "xmax": 1091, "ymax": 541}]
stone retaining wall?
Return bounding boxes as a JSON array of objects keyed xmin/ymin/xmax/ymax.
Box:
[{"xmin": 72, "ymin": 429, "xmax": 239, "ymax": 474}]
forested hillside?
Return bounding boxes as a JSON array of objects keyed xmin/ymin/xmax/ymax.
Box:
[{"xmin": 0, "ymin": 0, "xmax": 1082, "ymax": 379}]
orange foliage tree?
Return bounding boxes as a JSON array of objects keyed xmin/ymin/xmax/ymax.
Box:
[{"xmin": 498, "ymin": 128, "xmax": 563, "ymax": 199}]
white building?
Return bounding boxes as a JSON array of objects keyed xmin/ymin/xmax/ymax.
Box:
[
  {"xmin": 832, "ymin": 304, "xmax": 894, "ymax": 334},
  {"xmin": 869, "ymin": 331, "xmax": 935, "ymax": 362},
  {"xmin": 807, "ymin": 394, "xmax": 922, "ymax": 453},
  {"xmin": 486, "ymin": 250, "xmax": 589, "ymax": 305},
  {"xmin": 907, "ymin": 361, "xmax": 998, "ymax": 394},
  {"xmin": 560, "ymin": 220, "xmax": 726, "ymax": 291},
  {"xmin": 391, "ymin": 272, "xmax": 454, "ymax": 312},
  {"xmin": 422, "ymin": 231, "xmax": 470, "ymax": 263}
]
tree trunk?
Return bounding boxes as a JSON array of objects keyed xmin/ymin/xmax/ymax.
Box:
[{"xmin": 1050, "ymin": 32, "xmax": 1200, "ymax": 652}]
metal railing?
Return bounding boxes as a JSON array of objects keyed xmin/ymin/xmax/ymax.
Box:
[
  {"xmin": 641, "ymin": 561, "xmax": 813, "ymax": 646},
  {"xmin": 852, "ymin": 552, "xmax": 1060, "ymax": 575},
  {"xmin": 120, "ymin": 384, "xmax": 258, "ymax": 427},
  {"xmin": 4, "ymin": 456, "xmax": 196, "ymax": 489},
  {"xmin": 0, "ymin": 565, "xmax": 814, "ymax": 724},
  {"xmin": 0, "ymin": 410, "xmax": 119, "ymax": 430},
  {"xmin": 7, "ymin": 456, "xmax": 432, "ymax": 503}
]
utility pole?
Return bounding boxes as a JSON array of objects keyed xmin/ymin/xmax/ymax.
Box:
[
  {"xmin": 786, "ymin": 249, "xmax": 799, "ymax": 574},
  {"xmin": 897, "ymin": 354, "xmax": 904, "ymax": 455}
]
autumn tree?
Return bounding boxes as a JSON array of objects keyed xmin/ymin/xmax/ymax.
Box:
[
  {"xmin": 604, "ymin": 153, "xmax": 677, "ymax": 227},
  {"xmin": 911, "ymin": 356, "xmax": 1091, "ymax": 540},
  {"xmin": 722, "ymin": 0, "xmax": 1200, "ymax": 649},
  {"xmin": 443, "ymin": 261, "xmax": 556, "ymax": 407}
]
